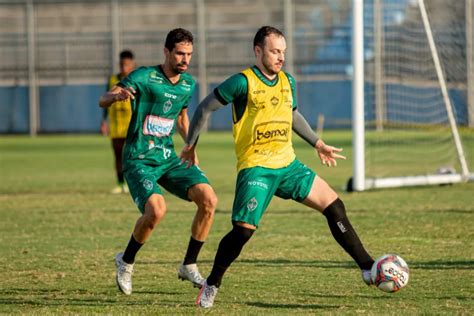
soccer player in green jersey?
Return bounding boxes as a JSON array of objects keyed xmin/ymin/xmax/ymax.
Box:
[
  {"xmin": 181, "ymin": 26, "xmax": 375, "ymax": 308},
  {"xmin": 99, "ymin": 28, "xmax": 217, "ymax": 295}
]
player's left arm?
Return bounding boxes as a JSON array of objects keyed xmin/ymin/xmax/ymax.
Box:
[{"xmin": 292, "ymin": 110, "xmax": 346, "ymax": 167}]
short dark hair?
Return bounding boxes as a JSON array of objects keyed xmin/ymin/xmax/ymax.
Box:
[
  {"xmin": 119, "ymin": 50, "xmax": 134, "ymax": 60},
  {"xmin": 165, "ymin": 28, "xmax": 194, "ymax": 51},
  {"xmin": 253, "ymin": 26, "xmax": 285, "ymax": 49}
]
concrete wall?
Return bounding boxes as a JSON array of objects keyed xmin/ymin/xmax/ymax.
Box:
[{"xmin": 0, "ymin": 81, "xmax": 468, "ymax": 133}]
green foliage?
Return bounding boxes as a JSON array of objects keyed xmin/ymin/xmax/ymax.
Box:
[{"xmin": 0, "ymin": 132, "xmax": 473, "ymax": 314}]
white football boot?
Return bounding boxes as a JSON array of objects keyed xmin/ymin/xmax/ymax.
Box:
[
  {"xmin": 362, "ymin": 269, "xmax": 373, "ymax": 285},
  {"xmin": 196, "ymin": 280, "xmax": 219, "ymax": 308},
  {"xmin": 111, "ymin": 185, "xmax": 123, "ymax": 194},
  {"xmin": 115, "ymin": 252, "xmax": 134, "ymax": 295},
  {"xmin": 178, "ymin": 262, "xmax": 205, "ymax": 288}
]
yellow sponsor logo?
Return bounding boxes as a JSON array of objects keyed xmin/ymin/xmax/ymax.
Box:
[{"xmin": 254, "ymin": 121, "xmax": 290, "ymax": 144}]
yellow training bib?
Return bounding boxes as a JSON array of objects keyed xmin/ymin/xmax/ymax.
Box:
[
  {"xmin": 108, "ymin": 74, "xmax": 132, "ymax": 139},
  {"xmin": 233, "ymin": 68, "xmax": 296, "ymax": 171}
]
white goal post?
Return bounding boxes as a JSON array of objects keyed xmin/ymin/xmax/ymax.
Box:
[{"xmin": 350, "ymin": 0, "xmax": 474, "ymax": 191}]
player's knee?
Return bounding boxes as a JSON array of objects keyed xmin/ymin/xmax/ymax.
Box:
[
  {"xmin": 232, "ymin": 222, "xmax": 255, "ymax": 243},
  {"xmin": 323, "ymin": 198, "xmax": 346, "ymax": 220},
  {"xmin": 206, "ymin": 192, "xmax": 218, "ymax": 212},
  {"xmin": 145, "ymin": 204, "xmax": 167, "ymax": 228},
  {"xmin": 197, "ymin": 191, "xmax": 218, "ymax": 216}
]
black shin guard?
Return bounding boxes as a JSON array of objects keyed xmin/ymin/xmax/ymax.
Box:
[
  {"xmin": 323, "ymin": 198, "xmax": 374, "ymax": 270},
  {"xmin": 207, "ymin": 224, "xmax": 255, "ymax": 287}
]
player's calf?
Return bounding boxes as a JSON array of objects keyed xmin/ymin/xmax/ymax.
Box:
[
  {"xmin": 323, "ymin": 198, "xmax": 374, "ymax": 272},
  {"xmin": 206, "ymin": 223, "xmax": 254, "ymax": 288}
]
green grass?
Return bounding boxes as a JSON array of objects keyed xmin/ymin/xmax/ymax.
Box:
[{"xmin": 0, "ymin": 132, "xmax": 473, "ymax": 315}]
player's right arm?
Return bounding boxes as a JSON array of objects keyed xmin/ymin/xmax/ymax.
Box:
[
  {"xmin": 186, "ymin": 93, "xmax": 225, "ymax": 146},
  {"xmin": 99, "ymin": 85, "xmax": 136, "ymax": 108},
  {"xmin": 181, "ymin": 73, "xmax": 246, "ymax": 167},
  {"xmin": 180, "ymin": 93, "xmax": 225, "ymax": 167}
]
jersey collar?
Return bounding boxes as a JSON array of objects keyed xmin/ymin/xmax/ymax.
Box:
[
  {"xmin": 252, "ymin": 65, "xmax": 279, "ymax": 87},
  {"xmin": 158, "ymin": 65, "xmax": 181, "ymax": 86}
]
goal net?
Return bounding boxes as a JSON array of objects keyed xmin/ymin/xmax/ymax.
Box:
[{"xmin": 350, "ymin": 0, "xmax": 474, "ymax": 190}]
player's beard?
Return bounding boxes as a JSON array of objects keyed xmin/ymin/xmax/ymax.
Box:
[
  {"xmin": 262, "ymin": 55, "xmax": 282, "ymax": 76},
  {"xmin": 172, "ymin": 63, "xmax": 188, "ymax": 74}
]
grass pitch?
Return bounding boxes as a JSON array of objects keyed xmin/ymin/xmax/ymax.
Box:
[{"xmin": 0, "ymin": 131, "xmax": 473, "ymax": 314}]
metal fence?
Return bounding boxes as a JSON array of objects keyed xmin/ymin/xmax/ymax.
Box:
[{"xmin": 0, "ymin": 0, "xmax": 472, "ymax": 134}]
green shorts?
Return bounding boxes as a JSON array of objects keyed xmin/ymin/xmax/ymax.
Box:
[
  {"xmin": 232, "ymin": 159, "xmax": 316, "ymax": 227},
  {"xmin": 124, "ymin": 156, "xmax": 210, "ymax": 214}
]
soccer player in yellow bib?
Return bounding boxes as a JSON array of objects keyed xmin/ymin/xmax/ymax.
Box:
[
  {"xmin": 181, "ymin": 26, "xmax": 375, "ymax": 308},
  {"xmin": 101, "ymin": 50, "xmax": 135, "ymax": 194}
]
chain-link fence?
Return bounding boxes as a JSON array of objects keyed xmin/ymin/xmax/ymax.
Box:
[{"xmin": 0, "ymin": 0, "xmax": 471, "ymax": 133}]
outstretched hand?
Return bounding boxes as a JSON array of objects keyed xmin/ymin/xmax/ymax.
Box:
[
  {"xmin": 115, "ymin": 86, "xmax": 136, "ymax": 101},
  {"xmin": 180, "ymin": 144, "xmax": 199, "ymax": 168},
  {"xmin": 315, "ymin": 139, "xmax": 346, "ymax": 167}
]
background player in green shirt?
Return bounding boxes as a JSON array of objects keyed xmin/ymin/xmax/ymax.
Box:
[
  {"xmin": 99, "ymin": 28, "xmax": 217, "ymax": 296},
  {"xmin": 181, "ymin": 26, "xmax": 374, "ymax": 308}
]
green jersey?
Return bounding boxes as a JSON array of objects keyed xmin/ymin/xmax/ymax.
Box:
[{"xmin": 118, "ymin": 65, "xmax": 196, "ymax": 167}]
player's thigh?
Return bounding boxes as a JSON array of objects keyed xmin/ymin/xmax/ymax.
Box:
[
  {"xmin": 301, "ymin": 176, "xmax": 338, "ymax": 213},
  {"xmin": 275, "ymin": 159, "xmax": 316, "ymax": 202},
  {"xmin": 232, "ymin": 167, "xmax": 279, "ymax": 227},
  {"xmin": 158, "ymin": 160, "xmax": 210, "ymax": 202},
  {"xmin": 124, "ymin": 163, "xmax": 163, "ymax": 214}
]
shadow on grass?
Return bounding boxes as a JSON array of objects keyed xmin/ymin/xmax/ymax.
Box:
[
  {"xmin": 132, "ymin": 290, "xmax": 183, "ymax": 295},
  {"xmin": 0, "ymin": 295, "xmax": 196, "ymax": 308},
  {"xmin": 137, "ymin": 258, "xmax": 474, "ymax": 270},
  {"xmin": 239, "ymin": 259, "xmax": 357, "ymax": 269},
  {"xmin": 246, "ymin": 301, "xmax": 341, "ymax": 310},
  {"xmin": 421, "ymin": 209, "xmax": 474, "ymax": 214},
  {"xmin": 1, "ymin": 288, "xmax": 81, "ymax": 295},
  {"xmin": 137, "ymin": 258, "xmax": 356, "ymax": 268},
  {"xmin": 410, "ymin": 260, "xmax": 474, "ymax": 270},
  {"xmin": 306, "ymin": 293, "xmax": 395, "ymax": 300},
  {"xmin": 0, "ymin": 287, "xmax": 192, "ymax": 309},
  {"xmin": 305, "ymin": 292, "xmax": 473, "ymax": 301},
  {"xmin": 240, "ymin": 258, "xmax": 473, "ymax": 270},
  {"xmin": 0, "ymin": 297, "xmax": 154, "ymax": 307},
  {"xmin": 2, "ymin": 287, "xmax": 183, "ymax": 296}
]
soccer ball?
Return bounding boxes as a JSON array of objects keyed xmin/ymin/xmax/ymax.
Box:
[{"xmin": 371, "ymin": 254, "xmax": 409, "ymax": 293}]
